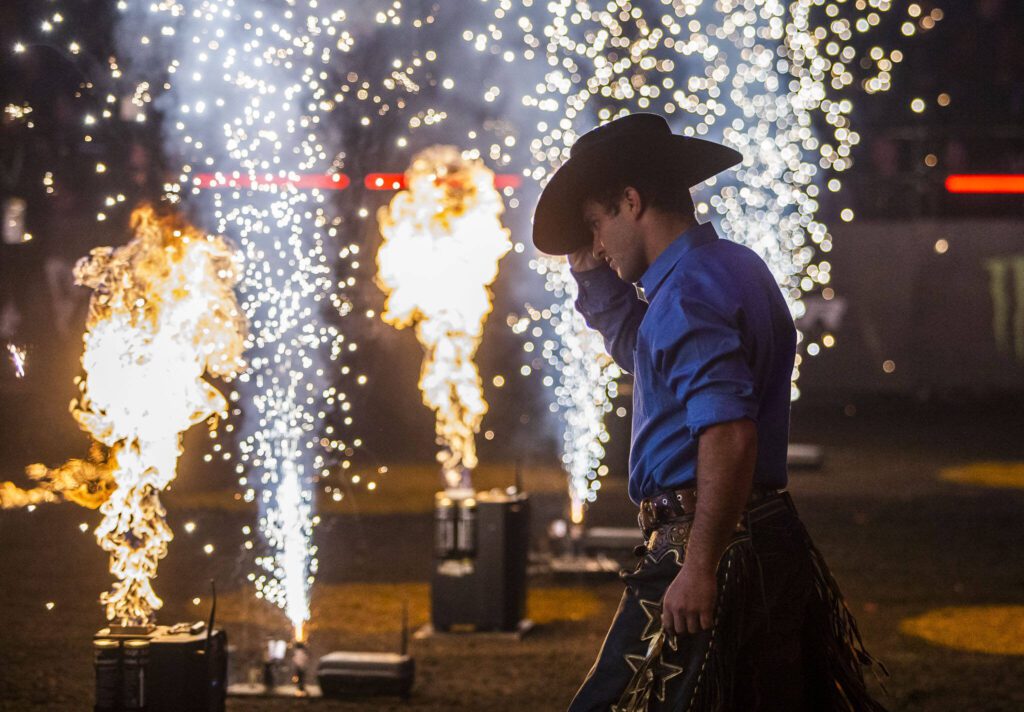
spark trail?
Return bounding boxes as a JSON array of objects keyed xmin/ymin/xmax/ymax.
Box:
[
  {"xmin": 474, "ymin": 0, "xmax": 918, "ymax": 517},
  {"xmin": 117, "ymin": 0, "xmax": 361, "ymax": 639}
]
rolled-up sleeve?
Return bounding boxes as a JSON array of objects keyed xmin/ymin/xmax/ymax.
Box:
[
  {"xmin": 650, "ymin": 285, "xmax": 758, "ymax": 436},
  {"xmin": 572, "ymin": 263, "xmax": 647, "ymax": 373}
]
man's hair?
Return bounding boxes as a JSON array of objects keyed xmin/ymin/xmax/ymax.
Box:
[{"xmin": 581, "ymin": 153, "xmax": 695, "ymax": 218}]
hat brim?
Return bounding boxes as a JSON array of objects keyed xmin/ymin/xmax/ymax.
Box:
[{"xmin": 532, "ymin": 135, "xmax": 742, "ymax": 256}]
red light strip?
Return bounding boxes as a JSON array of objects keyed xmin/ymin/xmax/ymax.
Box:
[
  {"xmin": 945, "ymin": 175, "xmax": 1024, "ymax": 194},
  {"xmin": 194, "ymin": 173, "xmax": 351, "ymax": 190},
  {"xmin": 365, "ymin": 173, "xmax": 405, "ymax": 190},
  {"xmin": 364, "ymin": 173, "xmax": 522, "ymax": 191},
  {"xmin": 193, "ymin": 172, "xmax": 524, "ymax": 192}
]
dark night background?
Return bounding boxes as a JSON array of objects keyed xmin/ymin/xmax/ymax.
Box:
[
  {"xmin": 0, "ymin": 1, "xmax": 1022, "ymax": 710},
  {"xmin": 0, "ymin": 0, "xmax": 1022, "ymax": 475}
]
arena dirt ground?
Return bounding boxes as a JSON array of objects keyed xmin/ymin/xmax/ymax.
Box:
[{"xmin": 1, "ymin": 399, "xmax": 1022, "ymax": 711}]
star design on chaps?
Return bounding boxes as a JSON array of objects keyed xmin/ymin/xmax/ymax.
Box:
[
  {"xmin": 651, "ymin": 656, "xmax": 685, "ymax": 701},
  {"xmin": 638, "ymin": 598, "xmax": 663, "ymax": 642},
  {"xmin": 623, "ymin": 649, "xmax": 685, "ymax": 703},
  {"xmin": 624, "ymin": 652, "xmax": 648, "ymax": 675}
]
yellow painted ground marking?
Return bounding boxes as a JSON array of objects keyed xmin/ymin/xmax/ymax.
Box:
[
  {"xmin": 939, "ymin": 462, "xmax": 1024, "ymax": 490},
  {"xmin": 900, "ymin": 606, "xmax": 1024, "ymax": 656}
]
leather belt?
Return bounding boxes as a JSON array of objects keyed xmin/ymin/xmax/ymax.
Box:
[{"xmin": 638, "ymin": 485, "xmax": 783, "ymax": 536}]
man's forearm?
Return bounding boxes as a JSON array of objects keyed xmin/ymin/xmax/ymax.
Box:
[
  {"xmin": 571, "ymin": 263, "xmax": 647, "ymax": 371},
  {"xmin": 686, "ymin": 419, "xmax": 758, "ymax": 573},
  {"xmin": 661, "ymin": 418, "xmax": 757, "ymax": 635}
]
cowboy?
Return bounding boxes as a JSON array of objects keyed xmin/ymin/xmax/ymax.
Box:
[{"xmin": 533, "ymin": 113, "xmax": 886, "ymax": 711}]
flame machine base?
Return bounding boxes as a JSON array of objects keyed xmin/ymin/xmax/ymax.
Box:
[
  {"xmin": 542, "ymin": 522, "xmax": 638, "ymax": 579},
  {"xmin": 431, "ymin": 489, "xmax": 530, "ymax": 633},
  {"xmin": 93, "ymin": 623, "xmax": 227, "ymax": 712},
  {"xmin": 788, "ymin": 443, "xmax": 824, "ymax": 469},
  {"xmin": 414, "ymin": 617, "xmax": 535, "ymax": 641}
]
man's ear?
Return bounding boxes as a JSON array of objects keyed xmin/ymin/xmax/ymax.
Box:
[{"xmin": 622, "ymin": 186, "xmax": 645, "ymax": 219}]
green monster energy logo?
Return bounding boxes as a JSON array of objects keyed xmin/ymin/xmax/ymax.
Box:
[{"xmin": 984, "ymin": 255, "xmax": 1024, "ymax": 363}]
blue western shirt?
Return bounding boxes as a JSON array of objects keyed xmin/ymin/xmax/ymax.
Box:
[{"xmin": 572, "ymin": 222, "xmax": 796, "ymax": 504}]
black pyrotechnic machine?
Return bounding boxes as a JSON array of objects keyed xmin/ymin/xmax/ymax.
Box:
[
  {"xmin": 93, "ymin": 623, "xmax": 228, "ymax": 712},
  {"xmin": 93, "ymin": 582, "xmax": 227, "ymax": 711},
  {"xmin": 431, "ymin": 483, "xmax": 530, "ymax": 632}
]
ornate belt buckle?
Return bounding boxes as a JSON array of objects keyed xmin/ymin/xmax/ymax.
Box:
[{"xmin": 667, "ymin": 523, "xmax": 689, "ymax": 547}]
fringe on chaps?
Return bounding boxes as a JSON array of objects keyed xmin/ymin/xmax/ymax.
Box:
[{"xmin": 613, "ymin": 521, "xmax": 889, "ymax": 712}]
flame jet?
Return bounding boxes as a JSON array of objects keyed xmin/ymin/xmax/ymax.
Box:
[
  {"xmin": 0, "ymin": 445, "xmax": 115, "ymax": 510},
  {"xmin": 0, "ymin": 207, "xmax": 246, "ymax": 627},
  {"xmin": 376, "ymin": 147, "xmax": 511, "ymax": 490},
  {"xmin": 62, "ymin": 205, "xmax": 245, "ymax": 625}
]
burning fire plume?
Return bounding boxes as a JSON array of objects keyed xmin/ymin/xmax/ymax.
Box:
[
  {"xmin": 0, "ymin": 444, "xmax": 115, "ymax": 510},
  {"xmin": 376, "ymin": 147, "xmax": 511, "ymax": 490},
  {"xmin": 25, "ymin": 205, "xmax": 244, "ymax": 625}
]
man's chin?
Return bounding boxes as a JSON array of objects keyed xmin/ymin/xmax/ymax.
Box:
[{"xmin": 614, "ymin": 265, "xmax": 640, "ymax": 283}]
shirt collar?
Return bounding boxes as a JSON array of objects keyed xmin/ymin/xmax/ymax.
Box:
[{"xmin": 638, "ymin": 221, "xmax": 718, "ymax": 301}]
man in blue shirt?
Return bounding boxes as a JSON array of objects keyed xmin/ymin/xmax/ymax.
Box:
[{"xmin": 533, "ymin": 114, "xmax": 886, "ymax": 711}]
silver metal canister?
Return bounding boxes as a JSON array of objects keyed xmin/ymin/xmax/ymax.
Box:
[
  {"xmin": 93, "ymin": 639, "xmax": 121, "ymax": 712},
  {"xmin": 122, "ymin": 638, "xmax": 150, "ymax": 710},
  {"xmin": 434, "ymin": 494, "xmax": 457, "ymax": 558},
  {"xmin": 455, "ymin": 497, "xmax": 477, "ymax": 556}
]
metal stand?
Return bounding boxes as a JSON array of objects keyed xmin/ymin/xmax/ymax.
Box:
[
  {"xmin": 228, "ymin": 682, "xmax": 322, "ymax": 698},
  {"xmin": 413, "ymin": 618, "xmax": 535, "ymax": 641},
  {"xmin": 788, "ymin": 443, "xmax": 824, "ymax": 469}
]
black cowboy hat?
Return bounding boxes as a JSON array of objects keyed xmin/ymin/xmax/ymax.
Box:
[{"xmin": 532, "ymin": 113, "xmax": 742, "ymax": 255}]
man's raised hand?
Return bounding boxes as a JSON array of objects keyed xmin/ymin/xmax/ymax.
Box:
[{"xmin": 568, "ymin": 244, "xmax": 604, "ymax": 272}]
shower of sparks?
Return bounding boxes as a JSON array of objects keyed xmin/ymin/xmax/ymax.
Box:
[
  {"xmin": 5, "ymin": 0, "xmax": 937, "ymax": 573},
  {"xmin": 3, "ymin": 104, "xmax": 33, "ymax": 122},
  {"xmin": 376, "ymin": 146, "xmax": 512, "ymax": 490},
  {"xmin": 53, "ymin": 205, "xmax": 243, "ymax": 625},
  {"xmin": 115, "ymin": 0, "xmax": 366, "ymax": 639},
  {"xmin": 513, "ymin": 285, "xmax": 621, "ymax": 524},
  {"xmin": 6, "ymin": 344, "xmax": 26, "ymax": 378},
  {"xmin": 472, "ymin": 0, "xmax": 931, "ymax": 516}
]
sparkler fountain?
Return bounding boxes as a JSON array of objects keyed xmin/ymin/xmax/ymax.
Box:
[
  {"xmin": 116, "ymin": 0, "xmax": 362, "ymax": 641},
  {"xmin": 473, "ymin": 0, "xmax": 920, "ymax": 521},
  {"xmin": 376, "ymin": 146, "xmax": 512, "ymax": 491},
  {"xmin": 513, "ymin": 275, "xmax": 622, "ymax": 525}
]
